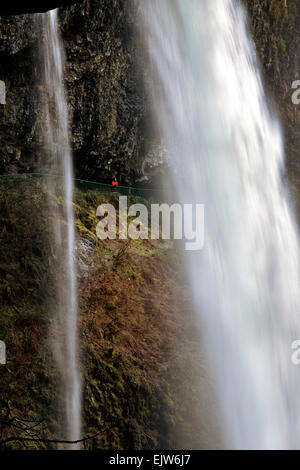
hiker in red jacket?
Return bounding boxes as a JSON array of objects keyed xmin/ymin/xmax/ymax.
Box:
[{"xmin": 112, "ymin": 176, "xmax": 118, "ymax": 190}]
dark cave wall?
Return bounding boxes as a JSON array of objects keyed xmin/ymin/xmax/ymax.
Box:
[
  {"xmin": 60, "ymin": 0, "xmax": 163, "ymax": 185},
  {"xmin": 0, "ymin": 0, "xmax": 299, "ymax": 184},
  {"xmin": 0, "ymin": 0, "xmax": 162, "ymax": 185},
  {"xmin": 0, "ymin": 16, "xmax": 41, "ymax": 174},
  {"xmin": 0, "ymin": 1, "xmax": 83, "ymax": 16},
  {"xmin": 61, "ymin": 0, "xmax": 152, "ymax": 184}
]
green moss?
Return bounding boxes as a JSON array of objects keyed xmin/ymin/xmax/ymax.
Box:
[{"xmin": 0, "ymin": 180, "xmax": 179, "ymax": 449}]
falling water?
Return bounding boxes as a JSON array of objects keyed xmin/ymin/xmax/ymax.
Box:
[
  {"xmin": 39, "ymin": 9, "xmax": 81, "ymax": 447},
  {"xmin": 141, "ymin": 0, "xmax": 300, "ymax": 449}
]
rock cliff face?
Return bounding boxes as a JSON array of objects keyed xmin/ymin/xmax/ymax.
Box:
[
  {"xmin": 0, "ymin": 14, "xmax": 40, "ymax": 174},
  {"xmin": 0, "ymin": 0, "xmax": 163, "ymax": 185},
  {"xmin": 60, "ymin": 0, "xmax": 159, "ymax": 185},
  {"xmin": 0, "ymin": 0, "xmax": 299, "ymax": 184},
  {"xmin": 244, "ymin": 0, "xmax": 300, "ymax": 179}
]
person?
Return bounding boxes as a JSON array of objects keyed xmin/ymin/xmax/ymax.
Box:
[{"xmin": 112, "ymin": 176, "xmax": 118, "ymax": 190}]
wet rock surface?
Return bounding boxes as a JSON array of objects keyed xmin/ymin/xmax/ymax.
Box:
[
  {"xmin": 0, "ymin": 0, "xmax": 164, "ymax": 185},
  {"xmin": 0, "ymin": 0, "xmax": 299, "ymax": 185}
]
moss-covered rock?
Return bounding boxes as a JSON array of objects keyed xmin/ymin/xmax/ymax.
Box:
[{"xmin": 0, "ymin": 179, "xmax": 204, "ymax": 449}]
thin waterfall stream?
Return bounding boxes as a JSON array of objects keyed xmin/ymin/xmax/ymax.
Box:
[
  {"xmin": 141, "ymin": 0, "xmax": 300, "ymax": 449},
  {"xmin": 39, "ymin": 9, "xmax": 81, "ymax": 447}
]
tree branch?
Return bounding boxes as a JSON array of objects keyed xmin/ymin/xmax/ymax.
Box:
[{"xmin": 0, "ymin": 428, "xmax": 112, "ymax": 446}]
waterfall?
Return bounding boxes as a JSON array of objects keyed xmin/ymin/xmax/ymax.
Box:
[
  {"xmin": 39, "ymin": 9, "xmax": 81, "ymax": 447},
  {"xmin": 141, "ymin": 0, "xmax": 300, "ymax": 449}
]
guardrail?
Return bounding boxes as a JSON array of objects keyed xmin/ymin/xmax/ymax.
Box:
[{"xmin": 0, "ymin": 173, "xmax": 166, "ymax": 200}]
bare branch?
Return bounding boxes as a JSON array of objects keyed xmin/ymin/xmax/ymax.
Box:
[{"xmin": 0, "ymin": 428, "xmax": 112, "ymax": 446}]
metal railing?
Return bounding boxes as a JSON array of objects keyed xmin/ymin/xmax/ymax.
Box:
[{"xmin": 0, "ymin": 173, "xmax": 166, "ymax": 200}]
